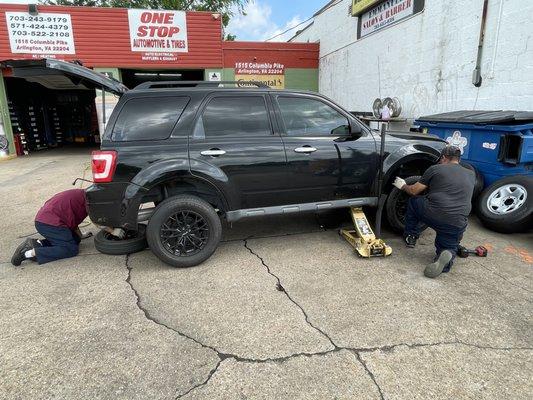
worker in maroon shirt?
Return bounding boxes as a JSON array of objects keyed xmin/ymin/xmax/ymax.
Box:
[{"xmin": 11, "ymin": 189, "xmax": 89, "ymax": 266}]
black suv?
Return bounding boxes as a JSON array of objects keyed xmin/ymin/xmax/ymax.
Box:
[{"xmin": 87, "ymin": 81, "xmax": 446, "ymax": 267}]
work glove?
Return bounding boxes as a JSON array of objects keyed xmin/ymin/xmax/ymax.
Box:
[
  {"xmin": 393, "ymin": 177, "xmax": 406, "ymax": 190},
  {"xmin": 81, "ymin": 232, "xmax": 93, "ymax": 240},
  {"xmin": 110, "ymin": 228, "xmax": 126, "ymax": 239}
]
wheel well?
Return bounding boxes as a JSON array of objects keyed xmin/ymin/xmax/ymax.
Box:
[
  {"xmin": 141, "ymin": 179, "xmax": 227, "ymax": 212},
  {"xmin": 384, "ymin": 158, "xmax": 434, "ymax": 193}
]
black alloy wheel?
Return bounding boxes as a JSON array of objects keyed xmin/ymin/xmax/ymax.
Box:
[
  {"xmin": 160, "ymin": 210, "xmax": 209, "ymax": 257},
  {"xmin": 146, "ymin": 195, "xmax": 222, "ymax": 268}
]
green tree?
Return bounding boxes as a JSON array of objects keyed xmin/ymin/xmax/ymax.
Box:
[{"xmin": 41, "ymin": 0, "xmax": 248, "ymax": 28}]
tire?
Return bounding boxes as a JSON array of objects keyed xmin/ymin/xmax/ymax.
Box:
[
  {"xmin": 460, "ymin": 162, "xmax": 484, "ymax": 200},
  {"xmin": 385, "ymin": 175, "xmax": 427, "ymax": 233},
  {"xmin": 94, "ymin": 225, "xmax": 148, "ymax": 255},
  {"xmin": 476, "ymin": 175, "xmax": 532, "ymax": 233},
  {"xmin": 146, "ymin": 195, "xmax": 222, "ymax": 268}
]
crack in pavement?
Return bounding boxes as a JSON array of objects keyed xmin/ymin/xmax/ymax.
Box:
[
  {"xmin": 352, "ymin": 351, "xmax": 385, "ymax": 400},
  {"xmin": 472, "ymin": 258, "xmax": 533, "ymax": 295},
  {"xmin": 124, "ymin": 247, "xmax": 533, "ymax": 400},
  {"xmin": 176, "ymin": 359, "xmax": 223, "ymax": 399},
  {"xmin": 220, "ymin": 229, "xmax": 325, "ymax": 244},
  {"xmin": 243, "ymin": 238, "xmax": 338, "ymax": 350}
]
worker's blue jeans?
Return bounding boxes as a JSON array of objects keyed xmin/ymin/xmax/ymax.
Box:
[
  {"xmin": 34, "ymin": 221, "xmax": 80, "ymax": 265},
  {"xmin": 404, "ymin": 197, "xmax": 466, "ymax": 269}
]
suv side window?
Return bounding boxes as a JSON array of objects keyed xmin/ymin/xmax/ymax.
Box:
[
  {"xmin": 194, "ymin": 96, "xmax": 271, "ymax": 138},
  {"xmin": 112, "ymin": 97, "xmax": 189, "ymax": 141},
  {"xmin": 277, "ymin": 96, "xmax": 349, "ymax": 136}
]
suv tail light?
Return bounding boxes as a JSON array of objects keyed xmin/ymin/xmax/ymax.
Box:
[{"xmin": 91, "ymin": 150, "xmax": 117, "ymax": 183}]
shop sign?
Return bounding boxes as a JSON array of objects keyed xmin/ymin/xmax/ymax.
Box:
[
  {"xmin": 5, "ymin": 12, "xmax": 75, "ymax": 55},
  {"xmin": 128, "ymin": 9, "xmax": 188, "ymax": 61},
  {"xmin": 236, "ymin": 74, "xmax": 285, "ymax": 89},
  {"xmin": 235, "ymin": 61, "xmax": 285, "ymax": 89},
  {"xmin": 351, "ymin": 0, "xmax": 381, "ymax": 16},
  {"xmin": 358, "ymin": 0, "xmax": 423, "ymax": 38},
  {"xmin": 235, "ymin": 62, "xmax": 284, "ymax": 75}
]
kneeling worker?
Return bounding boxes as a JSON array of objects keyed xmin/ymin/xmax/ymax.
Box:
[
  {"xmin": 11, "ymin": 189, "xmax": 89, "ymax": 266},
  {"xmin": 393, "ymin": 145, "xmax": 475, "ymax": 278}
]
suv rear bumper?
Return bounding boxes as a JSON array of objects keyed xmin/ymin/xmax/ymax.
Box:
[{"xmin": 86, "ymin": 183, "xmax": 139, "ymax": 229}]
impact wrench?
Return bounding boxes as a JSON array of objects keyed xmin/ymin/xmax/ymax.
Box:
[{"xmin": 457, "ymin": 245, "xmax": 488, "ymax": 258}]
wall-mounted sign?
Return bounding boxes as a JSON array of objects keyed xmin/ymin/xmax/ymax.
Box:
[
  {"xmin": 357, "ymin": 0, "xmax": 425, "ymax": 39},
  {"xmin": 351, "ymin": 0, "xmax": 382, "ymax": 16},
  {"xmin": 234, "ymin": 61, "xmax": 285, "ymax": 89},
  {"xmin": 236, "ymin": 74, "xmax": 285, "ymax": 89},
  {"xmin": 6, "ymin": 12, "xmax": 75, "ymax": 55},
  {"xmin": 128, "ymin": 9, "xmax": 188, "ymax": 61},
  {"xmin": 208, "ymin": 71, "xmax": 221, "ymax": 81}
]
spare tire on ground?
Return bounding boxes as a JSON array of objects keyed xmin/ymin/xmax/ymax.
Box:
[
  {"xmin": 476, "ymin": 175, "xmax": 532, "ymax": 233},
  {"xmin": 385, "ymin": 175, "xmax": 427, "ymax": 233},
  {"xmin": 94, "ymin": 224, "xmax": 148, "ymax": 255}
]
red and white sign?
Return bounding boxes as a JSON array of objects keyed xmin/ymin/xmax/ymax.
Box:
[
  {"xmin": 128, "ymin": 9, "xmax": 188, "ymax": 53},
  {"xmin": 6, "ymin": 11, "xmax": 75, "ymax": 55},
  {"xmin": 360, "ymin": 0, "xmax": 414, "ymax": 37},
  {"xmin": 235, "ymin": 61, "xmax": 284, "ymax": 75}
]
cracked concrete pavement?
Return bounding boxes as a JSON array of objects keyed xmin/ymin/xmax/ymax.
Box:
[{"xmin": 1, "ymin": 149, "xmax": 532, "ymax": 399}]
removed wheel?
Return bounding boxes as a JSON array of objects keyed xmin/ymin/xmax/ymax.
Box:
[
  {"xmin": 94, "ymin": 224, "xmax": 148, "ymax": 255},
  {"xmin": 477, "ymin": 175, "xmax": 532, "ymax": 233},
  {"xmin": 385, "ymin": 175, "xmax": 427, "ymax": 233},
  {"xmin": 146, "ymin": 195, "xmax": 222, "ymax": 268}
]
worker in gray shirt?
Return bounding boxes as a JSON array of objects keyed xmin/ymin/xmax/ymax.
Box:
[{"xmin": 393, "ymin": 145, "xmax": 476, "ymax": 278}]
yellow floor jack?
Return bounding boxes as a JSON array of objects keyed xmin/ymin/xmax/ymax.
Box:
[
  {"xmin": 339, "ymin": 124, "xmax": 392, "ymax": 258},
  {"xmin": 340, "ymin": 207, "xmax": 392, "ymax": 258}
]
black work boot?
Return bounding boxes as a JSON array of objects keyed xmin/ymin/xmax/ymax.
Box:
[
  {"xmin": 424, "ymin": 250, "xmax": 453, "ymax": 278},
  {"xmin": 10, "ymin": 238, "xmax": 36, "ymax": 266},
  {"xmin": 404, "ymin": 234, "xmax": 418, "ymax": 248}
]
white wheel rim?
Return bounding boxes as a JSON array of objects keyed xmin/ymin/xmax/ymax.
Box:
[{"xmin": 486, "ymin": 184, "xmax": 527, "ymax": 215}]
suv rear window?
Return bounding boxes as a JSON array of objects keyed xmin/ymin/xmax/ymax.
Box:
[{"xmin": 112, "ymin": 97, "xmax": 189, "ymax": 141}]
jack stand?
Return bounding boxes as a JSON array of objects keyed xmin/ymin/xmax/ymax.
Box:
[{"xmin": 340, "ymin": 207, "xmax": 392, "ymax": 258}]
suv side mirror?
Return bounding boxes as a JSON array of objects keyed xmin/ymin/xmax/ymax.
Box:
[{"xmin": 350, "ymin": 122, "xmax": 363, "ymax": 137}]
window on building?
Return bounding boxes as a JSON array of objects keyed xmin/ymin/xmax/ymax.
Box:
[
  {"xmin": 277, "ymin": 97, "xmax": 349, "ymax": 136},
  {"xmin": 195, "ymin": 96, "xmax": 272, "ymax": 138},
  {"xmin": 112, "ymin": 97, "xmax": 189, "ymax": 141}
]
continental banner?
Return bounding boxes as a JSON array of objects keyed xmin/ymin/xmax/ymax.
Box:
[{"xmin": 236, "ymin": 74, "xmax": 285, "ymax": 89}]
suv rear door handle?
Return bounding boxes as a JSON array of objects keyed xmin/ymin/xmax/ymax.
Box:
[
  {"xmin": 201, "ymin": 149, "xmax": 226, "ymax": 157},
  {"xmin": 294, "ymin": 146, "xmax": 317, "ymax": 153}
]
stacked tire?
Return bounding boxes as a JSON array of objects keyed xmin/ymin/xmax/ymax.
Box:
[{"xmin": 94, "ymin": 224, "xmax": 148, "ymax": 255}]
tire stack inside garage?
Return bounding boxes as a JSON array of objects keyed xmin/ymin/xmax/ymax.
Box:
[{"xmin": 5, "ymin": 77, "xmax": 98, "ymax": 155}]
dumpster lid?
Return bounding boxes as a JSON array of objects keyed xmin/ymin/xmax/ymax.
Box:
[{"xmin": 416, "ymin": 110, "xmax": 533, "ymax": 124}]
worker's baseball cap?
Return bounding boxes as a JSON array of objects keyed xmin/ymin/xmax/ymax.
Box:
[{"xmin": 440, "ymin": 145, "xmax": 462, "ymax": 159}]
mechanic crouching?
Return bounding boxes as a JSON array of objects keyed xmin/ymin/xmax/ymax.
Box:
[
  {"xmin": 393, "ymin": 145, "xmax": 475, "ymax": 278},
  {"xmin": 11, "ymin": 189, "xmax": 94, "ymax": 266}
]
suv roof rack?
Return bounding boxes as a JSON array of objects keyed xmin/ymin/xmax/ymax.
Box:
[{"xmin": 134, "ymin": 80, "xmax": 270, "ymax": 90}]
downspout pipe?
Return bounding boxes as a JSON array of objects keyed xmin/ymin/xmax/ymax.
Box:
[{"xmin": 472, "ymin": 0, "xmax": 489, "ymax": 87}]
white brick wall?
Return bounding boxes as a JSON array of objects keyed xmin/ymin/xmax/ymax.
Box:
[{"xmin": 291, "ymin": 0, "xmax": 533, "ymax": 125}]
